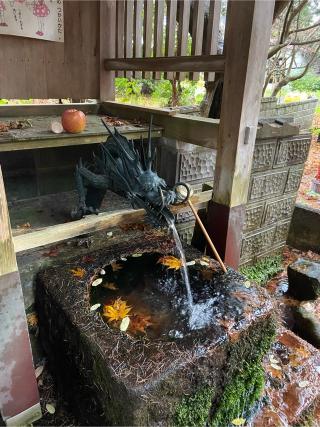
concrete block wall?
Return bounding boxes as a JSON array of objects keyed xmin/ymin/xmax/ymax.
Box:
[
  {"xmin": 158, "ymin": 129, "xmax": 311, "ymax": 262},
  {"xmin": 260, "ymin": 97, "xmax": 318, "ymax": 131},
  {"xmin": 157, "ymin": 138, "xmax": 215, "ymax": 244},
  {"xmin": 241, "ymin": 133, "xmax": 311, "ymax": 264}
]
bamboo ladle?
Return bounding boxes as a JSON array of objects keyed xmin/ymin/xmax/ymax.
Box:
[{"xmin": 177, "ymin": 185, "xmax": 227, "ymax": 274}]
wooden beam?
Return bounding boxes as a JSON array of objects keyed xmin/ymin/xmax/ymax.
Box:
[
  {"xmin": 133, "ymin": 0, "xmax": 143, "ymax": 78},
  {"xmin": 102, "ymin": 101, "xmax": 219, "ymax": 149},
  {"xmin": 125, "ymin": 0, "xmax": 134, "ymax": 78},
  {"xmin": 99, "ymin": 0, "xmax": 116, "ymax": 101},
  {"xmin": 0, "ymin": 128, "xmax": 163, "ymax": 153},
  {"xmin": 13, "ymin": 190, "xmax": 212, "ymax": 253},
  {"xmin": 153, "ymin": 0, "xmax": 165, "ymax": 79},
  {"xmin": 165, "ymin": 0, "xmax": 178, "ymax": 80},
  {"xmin": 104, "ymin": 54, "xmax": 225, "ymax": 73},
  {"xmin": 143, "ymin": 0, "xmax": 153, "ymax": 78},
  {"xmin": 0, "ymin": 167, "xmax": 41, "ymax": 425},
  {"xmin": 207, "ymin": 0, "xmax": 275, "ymax": 269},
  {"xmin": 204, "ymin": 0, "xmax": 221, "ymax": 81},
  {"xmin": 0, "ymin": 103, "xmax": 100, "ymax": 117},
  {"xmin": 176, "ymin": 0, "xmax": 191, "ymax": 80},
  {"xmin": 116, "ymin": 0, "xmax": 126, "ymax": 77},
  {"xmin": 0, "ymin": 168, "xmax": 16, "ymax": 276},
  {"xmin": 190, "ymin": 0, "xmax": 205, "ymax": 80}
]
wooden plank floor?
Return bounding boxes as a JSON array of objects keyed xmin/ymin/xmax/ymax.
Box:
[{"xmin": 0, "ymin": 114, "xmax": 162, "ymax": 152}]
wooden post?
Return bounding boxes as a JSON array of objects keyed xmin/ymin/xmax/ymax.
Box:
[
  {"xmin": 0, "ymin": 167, "xmax": 41, "ymax": 425},
  {"xmin": 99, "ymin": 0, "xmax": 116, "ymax": 101},
  {"xmin": 207, "ymin": 0, "xmax": 275, "ymax": 269}
]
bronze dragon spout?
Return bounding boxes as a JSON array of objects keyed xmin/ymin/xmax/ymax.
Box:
[{"xmin": 72, "ymin": 116, "xmax": 190, "ymax": 227}]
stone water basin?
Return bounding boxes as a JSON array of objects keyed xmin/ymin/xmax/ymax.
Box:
[{"xmin": 36, "ymin": 229, "xmax": 275, "ymax": 426}]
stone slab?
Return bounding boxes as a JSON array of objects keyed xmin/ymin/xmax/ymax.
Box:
[
  {"xmin": 287, "ymin": 204, "xmax": 320, "ymax": 254},
  {"xmin": 288, "ymin": 258, "xmax": 320, "ymax": 300}
]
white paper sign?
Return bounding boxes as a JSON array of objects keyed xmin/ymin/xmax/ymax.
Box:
[{"xmin": 0, "ymin": 0, "xmax": 64, "ymax": 42}]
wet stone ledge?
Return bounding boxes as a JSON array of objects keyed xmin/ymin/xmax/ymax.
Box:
[{"xmin": 36, "ymin": 230, "xmax": 275, "ymax": 426}]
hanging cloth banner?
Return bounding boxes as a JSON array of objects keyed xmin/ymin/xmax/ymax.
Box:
[{"xmin": 0, "ymin": 0, "xmax": 64, "ymax": 42}]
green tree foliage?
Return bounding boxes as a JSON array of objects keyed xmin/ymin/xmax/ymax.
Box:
[
  {"xmin": 290, "ymin": 73, "xmax": 320, "ymax": 94},
  {"xmin": 115, "ymin": 77, "xmax": 205, "ymax": 107}
]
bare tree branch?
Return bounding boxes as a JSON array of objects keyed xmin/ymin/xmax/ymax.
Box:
[
  {"xmin": 280, "ymin": 0, "xmax": 293, "ymax": 43},
  {"xmin": 271, "ymin": 43, "xmax": 320, "ymax": 95},
  {"xmin": 285, "ymin": 0, "xmax": 308, "ymax": 37},
  {"xmin": 291, "ymin": 36, "xmax": 320, "ymax": 46},
  {"xmin": 288, "ymin": 19, "xmax": 320, "ymax": 35}
]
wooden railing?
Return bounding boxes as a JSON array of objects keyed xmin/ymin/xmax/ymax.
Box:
[{"xmin": 106, "ymin": 0, "xmax": 222, "ymax": 81}]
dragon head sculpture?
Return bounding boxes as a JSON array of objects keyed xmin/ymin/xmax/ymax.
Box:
[{"xmin": 72, "ymin": 116, "xmax": 190, "ymax": 227}]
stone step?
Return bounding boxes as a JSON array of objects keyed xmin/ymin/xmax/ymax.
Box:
[{"xmin": 252, "ymin": 329, "xmax": 320, "ymax": 426}]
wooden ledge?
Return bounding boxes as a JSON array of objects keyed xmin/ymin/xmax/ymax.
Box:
[
  {"xmin": 13, "ymin": 190, "xmax": 212, "ymax": 253},
  {"xmin": 104, "ymin": 54, "xmax": 225, "ymax": 73}
]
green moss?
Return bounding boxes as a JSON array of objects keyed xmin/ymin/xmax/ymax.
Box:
[
  {"xmin": 210, "ymin": 362, "xmax": 264, "ymax": 427},
  {"xmin": 174, "ymin": 319, "xmax": 276, "ymax": 427},
  {"xmin": 174, "ymin": 386, "xmax": 214, "ymax": 427},
  {"xmin": 240, "ymin": 255, "xmax": 282, "ymax": 285},
  {"xmin": 210, "ymin": 318, "xmax": 276, "ymax": 427}
]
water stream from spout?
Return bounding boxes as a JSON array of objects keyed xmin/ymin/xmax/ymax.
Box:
[{"xmin": 169, "ymin": 223, "xmax": 193, "ymax": 308}]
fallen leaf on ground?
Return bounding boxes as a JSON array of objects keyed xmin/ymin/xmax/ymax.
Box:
[
  {"xmin": 81, "ymin": 255, "xmax": 94, "ymax": 263},
  {"xmin": 46, "ymin": 403, "xmax": 56, "ymax": 414},
  {"xmin": 129, "ymin": 314, "xmax": 153, "ymax": 334},
  {"xmin": 269, "ymin": 355, "xmax": 278, "ymax": 364},
  {"xmin": 103, "ymin": 298, "xmax": 132, "ymax": 323},
  {"xmin": 243, "ymin": 280, "xmax": 251, "ymax": 288},
  {"xmin": 42, "ymin": 247, "xmax": 59, "ymax": 257},
  {"xmin": 100, "ymin": 268, "xmax": 106, "ymax": 275},
  {"xmin": 17, "ymin": 222, "xmax": 31, "ymax": 229},
  {"xmin": 157, "ymin": 255, "xmax": 182, "ymax": 271},
  {"xmin": 186, "ymin": 260, "xmax": 196, "ymax": 266},
  {"xmin": 298, "ymin": 380, "xmax": 310, "ymax": 388},
  {"xmin": 107, "ymin": 231, "xmax": 113, "ymax": 238},
  {"xmin": 120, "ymin": 316, "xmax": 130, "ymax": 332},
  {"xmin": 296, "ymin": 347, "xmax": 311, "ymax": 358},
  {"xmin": 132, "ymin": 253, "xmax": 143, "ymax": 257},
  {"xmin": 92, "ymin": 278, "xmax": 103, "ymax": 287},
  {"xmin": 199, "ymin": 259, "xmax": 210, "ymax": 266},
  {"xmin": 27, "ymin": 313, "xmax": 38, "ymax": 328},
  {"xmin": 90, "ymin": 303, "xmax": 101, "ymax": 311},
  {"xmin": 231, "ymin": 418, "xmax": 246, "ymax": 426},
  {"xmin": 218, "ymin": 318, "xmax": 235, "ymax": 331},
  {"xmin": 70, "ymin": 267, "xmax": 86, "ymax": 279},
  {"xmin": 230, "ymin": 290, "xmax": 250, "ymax": 302},
  {"xmin": 268, "ymin": 366, "xmax": 283, "ymax": 379},
  {"xmin": 270, "ymin": 362, "xmax": 282, "ymax": 371},
  {"xmin": 103, "ymin": 282, "xmax": 118, "ymax": 291},
  {"xmin": 35, "ymin": 365, "xmax": 44, "ymax": 379},
  {"xmin": 111, "ymin": 262, "xmax": 123, "ymax": 272}
]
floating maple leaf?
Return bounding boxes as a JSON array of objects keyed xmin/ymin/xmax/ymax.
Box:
[
  {"xmin": 103, "ymin": 298, "xmax": 132, "ymax": 323},
  {"xmin": 70, "ymin": 267, "xmax": 86, "ymax": 279},
  {"xmin": 27, "ymin": 312, "xmax": 38, "ymax": 328},
  {"xmin": 103, "ymin": 282, "xmax": 118, "ymax": 291},
  {"xmin": 201, "ymin": 268, "xmax": 214, "ymax": 281},
  {"xmin": 157, "ymin": 255, "xmax": 182, "ymax": 271},
  {"xmin": 111, "ymin": 262, "xmax": 123, "ymax": 272},
  {"xmin": 129, "ymin": 314, "xmax": 153, "ymax": 334}
]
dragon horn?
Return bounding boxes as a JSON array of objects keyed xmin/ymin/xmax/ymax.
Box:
[
  {"xmin": 100, "ymin": 118, "xmax": 114, "ymax": 137},
  {"xmin": 147, "ymin": 115, "xmax": 153, "ymax": 170}
]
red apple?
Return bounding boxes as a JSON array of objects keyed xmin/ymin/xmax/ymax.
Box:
[{"xmin": 61, "ymin": 109, "xmax": 86, "ymax": 133}]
